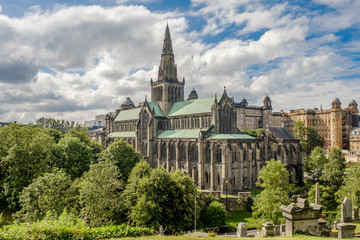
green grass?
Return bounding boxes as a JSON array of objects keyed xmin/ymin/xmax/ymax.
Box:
[
  {"xmin": 113, "ymin": 235, "xmax": 338, "ymax": 240},
  {"xmin": 226, "ymin": 210, "xmax": 262, "ymax": 230}
]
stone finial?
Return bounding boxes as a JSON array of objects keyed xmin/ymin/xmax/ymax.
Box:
[
  {"xmin": 341, "ymin": 197, "xmax": 353, "ymax": 223},
  {"xmin": 315, "ymin": 182, "xmax": 320, "ymax": 205},
  {"xmin": 237, "ymin": 222, "xmax": 247, "ymax": 237}
]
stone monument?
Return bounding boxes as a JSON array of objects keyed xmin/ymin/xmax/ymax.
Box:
[
  {"xmin": 337, "ymin": 197, "xmax": 356, "ymax": 239},
  {"xmin": 237, "ymin": 222, "xmax": 247, "ymax": 237},
  {"xmin": 280, "ymin": 196, "xmax": 324, "ymax": 236},
  {"xmin": 315, "ymin": 182, "xmax": 320, "ymax": 205}
]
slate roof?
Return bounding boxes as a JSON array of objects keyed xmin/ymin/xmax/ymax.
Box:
[
  {"xmin": 268, "ymin": 127, "xmax": 294, "ymax": 140},
  {"xmin": 157, "ymin": 129, "xmax": 204, "ymax": 139},
  {"xmin": 107, "ymin": 132, "xmax": 136, "ymax": 138},
  {"xmin": 114, "ymin": 108, "xmax": 142, "ymax": 122},
  {"xmin": 167, "ymin": 97, "xmax": 217, "ymax": 116},
  {"xmin": 148, "ymin": 102, "xmax": 164, "ymax": 117},
  {"xmin": 208, "ymin": 134, "xmax": 256, "ymax": 139}
]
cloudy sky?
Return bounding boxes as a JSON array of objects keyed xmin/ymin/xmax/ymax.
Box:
[{"xmin": 0, "ymin": 0, "xmax": 359, "ymax": 123}]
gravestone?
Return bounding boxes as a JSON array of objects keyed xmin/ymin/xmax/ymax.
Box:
[
  {"xmin": 340, "ymin": 197, "xmax": 353, "ymax": 223},
  {"xmin": 261, "ymin": 222, "xmax": 275, "ymax": 237},
  {"xmin": 352, "ymin": 206, "xmax": 359, "ymax": 221},
  {"xmin": 237, "ymin": 222, "xmax": 247, "ymax": 237},
  {"xmin": 159, "ymin": 225, "xmax": 164, "ymax": 235},
  {"xmin": 337, "ymin": 197, "xmax": 356, "ymax": 239}
]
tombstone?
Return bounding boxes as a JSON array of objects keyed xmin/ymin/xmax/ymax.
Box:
[
  {"xmin": 315, "ymin": 182, "xmax": 320, "ymax": 205},
  {"xmin": 340, "ymin": 197, "xmax": 353, "ymax": 223},
  {"xmin": 337, "ymin": 197, "xmax": 356, "ymax": 239},
  {"xmin": 159, "ymin": 225, "xmax": 164, "ymax": 235},
  {"xmin": 281, "ymin": 196, "xmax": 323, "ymax": 236},
  {"xmin": 261, "ymin": 222, "xmax": 275, "ymax": 237},
  {"xmin": 237, "ymin": 222, "xmax": 247, "ymax": 237},
  {"xmin": 352, "ymin": 206, "xmax": 359, "ymax": 221},
  {"xmin": 337, "ymin": 223, "xmax": 356, "ymax": 239}
]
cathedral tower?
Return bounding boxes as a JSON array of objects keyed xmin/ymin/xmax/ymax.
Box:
[{"xmin": 150, "ymin": 24, "xmax": 185, "ymax": 114}]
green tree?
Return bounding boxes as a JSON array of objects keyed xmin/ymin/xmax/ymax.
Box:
[
  {"xmin": 200, "ymin": 201, "xmax": 227, "ymax": 228},
  {"xmin": 240, "ymin": 129, "xmax": 263, "ymax": 138},
  {"xmin": 99, "ymin": 138, "xmax": 141, "ymax": 183},
  {"xmin": 54, "ymin": 136, "xmax": 96, "ymax": 179},
  {"xmin": 128, "ymin": 168, "xmax": 200, "ymax": 232},
  {"xmin": 36, "ymin": 117, "xmax": 81, "ymax": 133},
  {"xmin": 123, "ymin": 160, "xmax": 152, "ymax": 214},
  {"xmin": 336, "ymin": 161, "xmax": 360, "ymax": 207},
  {"xmin": 316, "ymin": 146, "xmax": 346, "ymax": 212},
  {"xmin": 78, "ymin": 160, "xmax": 123, "ymax": 227},
  {"xmin": 0, "ymin": 123, "xmax": 55, "ymax": 208},
  {"xmin": 252, "ymin": 159, "xmax": 293, "ymax": 224},
  {"xmin": 15, "ymin": 169, "xmax": 72, "ymax": 222},
  {"xmin": 305, "ymin": 146, "xmax": 329, "ymax": 183},
  {"xmin": 293, "ymin": 121, "xmax": 324, "ymax": 156}
]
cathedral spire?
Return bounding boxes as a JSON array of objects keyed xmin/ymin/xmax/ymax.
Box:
[
  {"xmin": 162, "ymin": 24, "xmax": 173, "ymax": 55},
  {"xmin": 158, "ymin": 24, "xmax": 178, "ymax": 83}
]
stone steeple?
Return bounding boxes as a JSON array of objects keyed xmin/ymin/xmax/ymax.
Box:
[
  {"xmin": 151, "ymin": 23, "xmax": 185, "ymax": 114},
  {"xmin": 158, "ymin": 23, "xmax": 178, "ymax": 83}
]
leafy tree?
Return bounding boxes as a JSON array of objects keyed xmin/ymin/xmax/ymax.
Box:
[
  {"xmin": 54, "ymin": 136, "xmax": 96, "ymax": 179},
  {"xmin": 0, "ymin": 123, "xmax": 55, "ymax": 208},
  {"xmin": 78, "ymin": 160, "xmax": 123, "ymax": 227},
  {"xmin": 200, "ymin": 201, "xmax": 227, "ymax": 228},
  {"xmin": 305, "ymin": 146, "xmax": 329, "ymax": 183},
  {"xmin": 240, "ymin": 129, "xmax": 263, "ymax": 138},
  {"xmin": 314, "ymin": 146, "xmax": 346, "ymax": 212},
  {"xmin": 15, "ymin": 169, "xmax": 72, "ymax": 222},
  {"xmin": 321, "ymin": 146, "xmax": 346, "ymax": 190},
  {"xmin": 293, "ymin": 121, "xmax": 324, "ymax": 156},
  {"xmin": 123, "ymin": 160, "xmax": 152, "ymax": 214},
  {"xmin": 336, "ymin": 161, "xmax": 360, "ymax": 207},
  {"xmin": 99, "ymin": 138, "xmax": 141, "ymax": 183},
  {"xmin": 308, "ymin": 184, "xmax": 336, "ymax": 213},
  {"xmin": 43, "ymin": 128, "xmax": 63, "ymax": 143},
  {"xmin": 36, "ymin": 117, "xmax": 82, "ymax": 133},
  {"xmin": 128, "ymin": 168, "xmax": 200, "ymax": 232},
  {"xmin": 252, "ymin": 159, "xmax": 293, "ymax": 224}
]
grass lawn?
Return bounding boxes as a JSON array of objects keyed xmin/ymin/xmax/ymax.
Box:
[
  {"xmin": 113, "ymin": 235, "xmax": 336, "ymax": 240},
  {"xmin": 226, "ymin": 210, "xmax": 262, "ymax": 230}
]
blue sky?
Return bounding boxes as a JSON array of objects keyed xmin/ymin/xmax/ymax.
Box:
[{"xmin": 0, "ymin": 0, "xmax": 359, "ymax": 122}]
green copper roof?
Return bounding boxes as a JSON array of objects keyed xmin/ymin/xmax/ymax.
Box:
[
  {"xmin": 208, "ymin": 134, "xmax": 256, "ymax": 139},
  {"xmin": 148, "ymin": 102, "xmax": 164, "ymax": 117},
  {"xmin": 157, "ymin": 129, "xmax": 205, "ymax": 139},
  {"xmin": 114, "ymin": 108, "xmax": 141, "ymax": 122},
  {"xmin": 107, "ymin": 132, "xmax": 136, "ymax": 138},
  {"xmin": 167, "ymin": 97, "xmax": 217, "ymax": 116}
]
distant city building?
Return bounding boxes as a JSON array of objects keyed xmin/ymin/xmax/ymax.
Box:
[
  {"xmin": 84, "ymin": 114, "xmax": 106, "ymax": 130},
  {"xmin": 104, "ymin": 24, "xmax": 303, "ymax": 192},
  {"xmin": 235, "ymin": 95, "xmax": 285, "ymax": 130},
  {"xmin": 284, "ymin": 98, "xmax": 359, "ymax": 151},
  {"xmin": 349, "ymin": 127, "xmax": 360, "ymax": 155}
]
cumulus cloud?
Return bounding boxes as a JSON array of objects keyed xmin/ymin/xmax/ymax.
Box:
[{"xmin": 0, "ymin": 1, "xmax": 359, "ymax": 123}]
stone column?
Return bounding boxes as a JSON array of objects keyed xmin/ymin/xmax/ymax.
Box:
[
  {"xmin": 221, "ymin": 144, "xmax": 227, "ymax": 193},
  {"xmin": 166, "ymin": 141, "xmax": 171, "ymax": 172},
  {"xmin": 175, "ymin": 141, "xmax": 180, "ymax": 170},
  {"xmin": 185, "ymin": 142, "xmax": 189, "ymax": 173},
  {"xmin": 239, "ymin": 149, "xmax": 244, "ymax": 190},
  {"xmin": 157, "ymin": 141, "xmax": 161, "ymax": 168},
  {"xmin": 210, "ymin": 143, "xmax": 215, "ymax": 191},
  {"xmin": 197, "ymin": 141, "xmax": 204, "ymax": 189}
]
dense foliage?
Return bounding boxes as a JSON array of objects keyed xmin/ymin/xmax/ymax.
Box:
[
  {"xmin": 293, "ymin": 120, "xmax": 324, "ymax": 156},
  {"xmin": 252, "ymin": 159, "xmax": 293, "ymax": 224},
  {"xmin": 36, "ymin": 117, "xmax": 83, "ymax": 133},
  {"xmin": 0, "ymin": 211, "xmax": 154, "ymax": 240},
  {"xmin": 240, "ymin": 128, "xmax": 263, "ymax": 138},
  {"xmin": 304, "ymin": 146, "xmax": 328, "ymax": 183},
  {"xmin": 200, "ymin": 201, "xmax": 227, "ymax": 228}
]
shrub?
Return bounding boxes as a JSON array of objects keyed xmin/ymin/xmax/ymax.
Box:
[
  {"xmin": 245, "ymin": 197, "xmax": 254, "ymax": 212},
  {"xmin": 201, "ymin": 201, "xmax": 227, "ymax": 228},
  {"xmin": 0, "ymin": 210, "xmax": 155, "ymax": 239}
]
